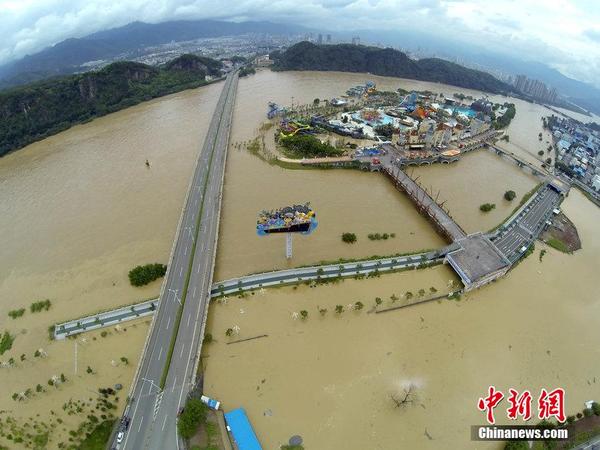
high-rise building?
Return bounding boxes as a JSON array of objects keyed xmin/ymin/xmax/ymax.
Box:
[
  {"xmin": 351, "ymin": 36, "xmax": 360, "ymax": 45},
  {"xmin": 326, "ymin": 34, "xmax": 332, "ymax": 44},
  {"xmin": 317, "ymin": 33, "xmax": 323, "ymax": 44},
  {"xmin": 512, "ymin": 74, "xmax": 558, "ymax": 104}
]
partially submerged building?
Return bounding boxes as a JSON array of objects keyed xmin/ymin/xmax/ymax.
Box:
[{"xmin": 224, "ymin": 408, "xmax": 262, "ymax": 450}]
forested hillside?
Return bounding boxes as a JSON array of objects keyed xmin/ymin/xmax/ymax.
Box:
[
  {"xmin": 272, "ymin": 42, "xmax": 511, "ymax": 94},
  {"xmin": 0, "ymin": 55, "xmax": 222, "ymax": 156}
]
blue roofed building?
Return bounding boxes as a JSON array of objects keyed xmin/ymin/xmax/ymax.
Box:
[{"xmin": 224, "ymin": 408, "xmax": 263, "ymax": 450}]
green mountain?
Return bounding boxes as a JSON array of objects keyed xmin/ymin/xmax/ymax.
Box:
[
  {"xmin": 0, "ymin": 54, "xmax": 222, "ymax": 157},
  {"xmin": 272, "ymin": 42, "xmax": 511, "ymax": 94}
]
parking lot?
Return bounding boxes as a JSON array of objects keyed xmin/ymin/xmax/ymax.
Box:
[{"xmin": 492, "ymin": 185, "xmax": 561, "ymax": 262}]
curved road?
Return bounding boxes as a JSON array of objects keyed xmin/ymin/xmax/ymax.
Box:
[{"xmin": 117, "ymin": 71, "xmax": 238, "ymax": 450}]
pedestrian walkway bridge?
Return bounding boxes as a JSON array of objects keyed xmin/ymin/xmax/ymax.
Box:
[{"xmin": 381, "ymin": 165, "xmax": 467, "ymax": 242}]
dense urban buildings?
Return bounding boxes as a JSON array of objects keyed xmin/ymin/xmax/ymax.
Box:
[{"xmin": 512, "ymin": 74, "xmax": 558, "ymax": 103}]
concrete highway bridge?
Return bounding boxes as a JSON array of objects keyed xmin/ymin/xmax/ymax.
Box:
[
  {"xmin": 113, "ymin": 71, "xmax": 238, "ymax": 450},
  {"xmin": 489, "ymin": 145, "xmax": 549, "ymax": 178}
]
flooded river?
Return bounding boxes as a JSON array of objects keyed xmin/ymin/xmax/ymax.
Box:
[
  {"xmin": 0, "ymin": 69, "xmax": 599, "ymax": 449},
  {"xmin": 204, "ymin": 191, "xmax": 600, "ymax": 450}
]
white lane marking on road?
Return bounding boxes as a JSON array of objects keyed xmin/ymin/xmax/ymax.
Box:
[
  {"xmin": 192, "ymin": 286, "xmax": 197, "ymax": 298},
  {"xmin": 158, "ymin": 346, "xmax": 163, "ymax": 360},
  {"xmin": 184, "ymin": 246, "xmax": 187, "ymax": 256},
  {"xmin": 162, "ymin": 415, "xmax": 168, "ymax": 431},
  {"xmin": 187, "ymin": 314, "xmax": 191, "ymax": 328},
  {"xmin": 179, "ymin": 266, "xmax": 183, "ymax": 277},
  {"xmin": 138, "ymin": 417, "xmax": 144, "ymax": 432},
  {"xmin": 172, "ymin": 377, "xmax": 177, "ymax": 393},
  {"xmin": 166, "ymin": 316, "xmax": 171, "ymax": 330},
  {"xmin": 176, "ymin": 276, "xmax": 207, "ymax": 414},
  {"xmin": 180, "ymin": 344, "xmax": 185, "ymax": 358},
  {"xmin": 196, "ymin": 265, "xmax": 200, "ymax": 273}
]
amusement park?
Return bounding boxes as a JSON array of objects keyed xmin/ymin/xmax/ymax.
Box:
[{"xmin": 264, "ymin": 80, "xmax": 513, "ymax": 170}]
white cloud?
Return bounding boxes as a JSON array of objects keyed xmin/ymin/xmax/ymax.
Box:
[{"xmin": 0, "ymin": 0, "xmax": 598, "ymax": 85}]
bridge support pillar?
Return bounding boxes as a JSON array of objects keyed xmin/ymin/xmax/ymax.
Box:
[{"xmin": 286, "ymin": 233, "xmax": 293, "ymax": 259}]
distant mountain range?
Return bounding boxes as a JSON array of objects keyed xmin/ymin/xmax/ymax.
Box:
[
  {"xmin": 1, "ymin": 19, "xmax": 598, "ymax": 116},
  {"xmin": 272, "ymin": 42, "xmax": 512, "ymax": 94},
  {"xmin": 0, "ymin": 20, "xmax": 305, "ymax": 88}
]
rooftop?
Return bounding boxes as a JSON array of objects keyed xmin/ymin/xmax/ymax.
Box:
[
  {"xmin": 224, "ymin": 408, "xmax": 263, "ymax": 450},
  {"xmin": 446, "ymin": 233, "xmax": 510, "ymax": 287}
]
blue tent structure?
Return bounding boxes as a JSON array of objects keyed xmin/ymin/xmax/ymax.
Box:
[{"xmin": 224, "ymin": 408, "xmax": 262, "ymax": 450}]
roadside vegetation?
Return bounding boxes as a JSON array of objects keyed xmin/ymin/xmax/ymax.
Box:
[
  {"xmin": 128, "ymin": 263, "xmax": 167, "ymax": 287},
  {"xmin": 239, "ymin": 66, "xmax": 256, "ymax": 77},
  {"xmin": 79, "ymin": 420, "xmax": 115, "ymax": 450},
  {"xmin": 177, "ymin": 397, "xmax": 208, "ymax": 439},
  {"xmin": 504, "ymin": 402, "xmax": 600, "ymax": 450}
]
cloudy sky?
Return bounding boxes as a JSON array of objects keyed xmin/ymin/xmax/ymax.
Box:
[{"xmin": 1, "ymin": 0, "xmax": 599, "ymax": 85}]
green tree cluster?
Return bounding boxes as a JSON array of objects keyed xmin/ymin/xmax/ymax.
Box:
[
  {"xmin": 0, "ymin": 331, "xmax": 14, "ymax": 355},
  {"xmin": 128, "ymin": 263, "xmax": 167, "ymax": 287},
  {"xmin": 177, "ymin": 398, "xmax": 207, "ymax": 439},
  {"xmin": 341, "ymin": 233, "xmax": 357, "ymax": 243},
  {"xmin": 279, "ymin": 134, "xmax": 343, "ymax": 158},
  {"xmin": 479, "ymin": 203, "xmax": 496, "ymax": 212},
  {"xmin": 30, "ymin": 299, "xmax": 52, "ymax": 313},
  {"xmin": 239, "ymin": 66, "xmax": 256, "ymax": 77},
  {"xmin": 374, "ymin": 123, "xmax": 396, "ymax": 138},
  {"xmin": 492, "ymin": 103, "xmax": 516, "ymax": 129},
  {"xmin": 8, "ymin": 308, "xmax": 25, "ymax": 319}
]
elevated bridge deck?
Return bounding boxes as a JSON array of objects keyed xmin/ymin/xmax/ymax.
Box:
[{"xmin": 381, "ymin": 164, "xmax": 467, "ymax": 242}]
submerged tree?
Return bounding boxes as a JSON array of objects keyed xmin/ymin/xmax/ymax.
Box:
[{"xmin": 391, "ymin": 384, "xmax": 417, "ymax": 408}]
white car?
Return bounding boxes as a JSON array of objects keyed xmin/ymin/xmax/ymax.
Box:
[{"xmin": 117, "ymin": 431, "xmax": 124, "ymax": 443}]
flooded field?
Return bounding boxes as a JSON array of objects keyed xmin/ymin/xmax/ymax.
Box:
[
  {"xmin": 204, "ymin": 189, "xmax": 600, "ymax": 450},
  {"xmin": 0, "ymin": 317, "xmax": 149, "ymax": 448}
]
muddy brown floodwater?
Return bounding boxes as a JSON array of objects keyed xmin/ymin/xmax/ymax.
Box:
[
  {"xmin": 204, "ymin": 191, "xmax": 600, "ymax": 450},
  {"xmin": 1, "ymin": 69, "xmax": 599, "ymax": 449}
]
